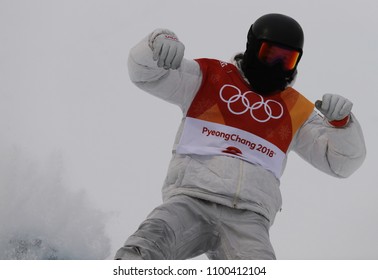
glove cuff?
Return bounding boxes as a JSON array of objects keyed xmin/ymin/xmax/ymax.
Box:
[
  {"xmin": 327, "ymin": 115, "xmax": 350, "ymax": 128},
  {"xmin": 148, "ymin": 29, "xmax": 178, "ymax": 50}
]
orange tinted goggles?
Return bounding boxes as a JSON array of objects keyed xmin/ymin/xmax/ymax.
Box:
[{"xmin": 258, "ymin": 42, "xmax": 301, "ymax": 71}]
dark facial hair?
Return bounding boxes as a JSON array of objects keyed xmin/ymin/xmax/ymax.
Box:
[{"xmin": 241, "ymin": 49, "xmax": 292, "ymax": 95}]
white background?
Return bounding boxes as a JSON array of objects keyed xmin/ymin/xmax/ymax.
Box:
[{"xmin": 0, "ymin": 0, "xmax": 377, "ymax": 259}]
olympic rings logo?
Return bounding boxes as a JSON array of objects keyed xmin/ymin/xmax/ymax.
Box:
[{"xmin": 219, "ymin": 84, "xmax": 284, "ymax": 123}]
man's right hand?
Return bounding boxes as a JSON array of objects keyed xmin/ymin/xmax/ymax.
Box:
[{"xmin": 149, "ymin": 29, "xmax": 185, "ymax": 70}]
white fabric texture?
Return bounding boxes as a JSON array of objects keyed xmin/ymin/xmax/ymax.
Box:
[{"xmin": 115, "ymin": 195, "xmax": 275, "ymax": 260}]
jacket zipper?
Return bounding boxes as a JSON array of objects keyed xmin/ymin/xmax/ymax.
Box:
[{"xmin": 232, "ymin": 160, "xmax": 244, "ymax": 208}]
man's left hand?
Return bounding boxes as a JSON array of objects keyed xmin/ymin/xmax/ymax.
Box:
[{"xmin": 315, "ymin": 94, "xmax": 353, "ymax": 121}]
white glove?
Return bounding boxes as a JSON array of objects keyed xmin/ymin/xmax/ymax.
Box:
[
  {"xmin": 315, "ymin": 94, "xmax": 353, "ymax": 121},
  {"xmin": 148, "ymin": 29, "xmax": 185, "ymax": 70}
]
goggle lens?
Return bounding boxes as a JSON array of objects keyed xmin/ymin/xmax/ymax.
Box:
[{"xmin": 258, "ymin": 42, "xmax": 301, "ymax": 71}]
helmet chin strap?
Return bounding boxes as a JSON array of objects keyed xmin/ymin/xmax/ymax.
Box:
[{"xmin": 286, "ymin": 69, "xmax": 298, "ymax": 87}]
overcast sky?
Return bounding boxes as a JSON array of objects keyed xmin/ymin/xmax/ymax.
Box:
[{"xmin": 1, "ymin": 0, "xmax": 377, "ymax": 259}]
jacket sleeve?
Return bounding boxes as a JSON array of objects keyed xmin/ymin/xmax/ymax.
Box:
[
  {"xmin": 127, "ymin": 35, "xmax": 202, "ymax": 113},
  {"xmin": 292, "ymin": 111, "xmax": 366, "ymax": 178}
]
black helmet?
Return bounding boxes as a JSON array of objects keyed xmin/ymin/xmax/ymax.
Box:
[
  {"xmin": 248, "ymin": 13, "xmax": 304, "ymax": 51},
  {"xmin": 242, "ymin": 13, "xmax": 304, "ymax": 94}
]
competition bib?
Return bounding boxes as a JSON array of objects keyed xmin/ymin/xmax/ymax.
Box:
[{"xmin": 176, "ymin": 59, "xmax": 314, "ymax": 178}]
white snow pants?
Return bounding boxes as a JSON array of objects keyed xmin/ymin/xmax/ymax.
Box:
[{"xmin": 115, "ymin": 195, "xmax": 276, "ymax": 260}]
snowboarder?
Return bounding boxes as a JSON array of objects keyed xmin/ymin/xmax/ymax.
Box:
[{"xmin": 115, "ymin": 13, "xmax": 366, "ymax": 259}]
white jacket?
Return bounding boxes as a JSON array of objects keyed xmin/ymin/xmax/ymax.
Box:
[{"xmin": 127, "ymin": 35, "xmax": 366, "ymax": 224}]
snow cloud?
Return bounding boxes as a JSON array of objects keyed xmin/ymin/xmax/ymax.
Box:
[{"xmin": 0, "ymin": 147, "xmax": 111, "ymax": 259}]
